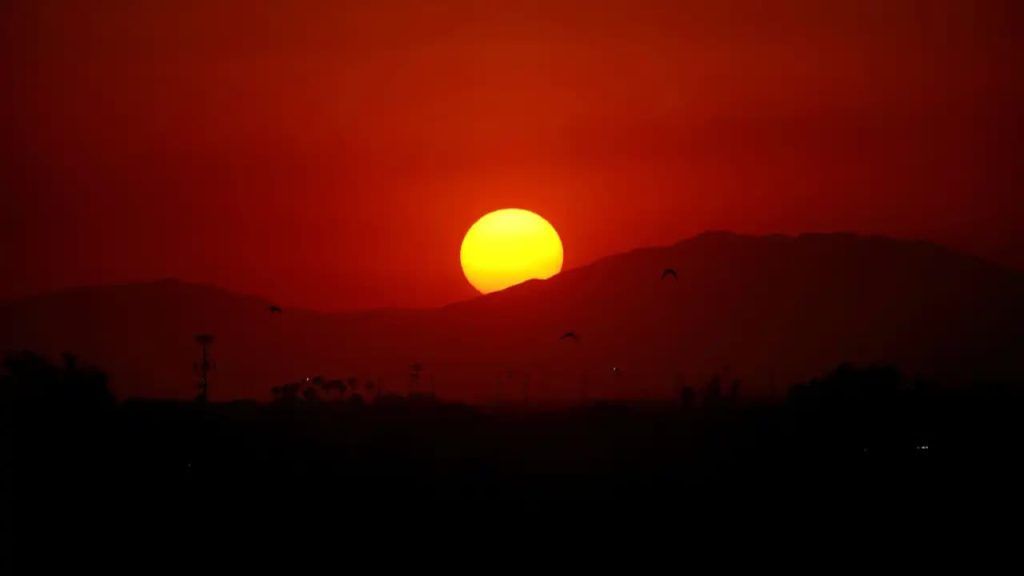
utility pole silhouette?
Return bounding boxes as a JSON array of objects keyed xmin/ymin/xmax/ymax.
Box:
[{"xmin": 194, "ymin": 333, "xmax": 215, "ymax": 403}]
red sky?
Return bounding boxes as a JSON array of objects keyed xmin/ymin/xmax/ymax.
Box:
[{"xmin": 2, "ymin": 0, "xmax": 1022, "ymax": 310}]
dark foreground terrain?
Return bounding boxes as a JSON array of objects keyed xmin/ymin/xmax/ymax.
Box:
[{"xmin": 4, "ymin": 351, "xmax": 1024, "ymax": 560}]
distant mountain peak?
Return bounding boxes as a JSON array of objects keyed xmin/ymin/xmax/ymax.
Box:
[{"xmin": 2, "ymin": 232, "xmax": 1021, "ymax": 403}]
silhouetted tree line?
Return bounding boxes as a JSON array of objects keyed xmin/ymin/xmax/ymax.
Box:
[
  {"xmin": 4, "ymin": 349, "xmax": 1024, "ymax": 525},
  {"xmin": 271, "ymin": 375, "xmax": 379, "ymax": 405},
  {"xmin": 1, "ymin": 351, "xmax": 114, "ymax": 412},
  {"xmin": 2, "ymin": 351, "xmax": 118, "ymax": 551},
  {"xmin": 676, "ymin": 373, "xmax": 742, "ymax": 410}
]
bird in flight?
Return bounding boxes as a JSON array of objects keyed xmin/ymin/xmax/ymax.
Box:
[
  {"xmin": 268, "ymin": 305, "xmax": 283, "ymax": 313},
  {"xmin": 661, "ymin": 268, "xmax": 678, "ymax": 280},
  {"xmin": 560, "ymin": 331, "xmax": 580, "ymax": 342}
]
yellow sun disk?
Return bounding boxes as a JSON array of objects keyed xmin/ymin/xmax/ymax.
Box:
[{"xmin": 460, "ymin": 209, "xmax": 564, "ymax": 294}]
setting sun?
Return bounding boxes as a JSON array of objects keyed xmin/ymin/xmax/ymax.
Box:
[{"xmin": 460, "ymin": 209, "xmax": 564, "ymax": 294}]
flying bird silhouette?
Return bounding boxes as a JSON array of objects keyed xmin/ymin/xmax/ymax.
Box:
[
  {"xmin": 560, "ymin": 331, "xmax": 580, "ymax": 342},
  {"xmin": 268, "ymin": 305, "xmax": 283, "ymax": 313},
  {"xmin": 661, "ymin": 268, "xmax": 678, "ymax": 280}
]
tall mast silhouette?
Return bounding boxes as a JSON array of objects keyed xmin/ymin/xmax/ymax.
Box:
[{"xmin": 194, "ymin": 333, "xmax": 215, "ymax": 403}]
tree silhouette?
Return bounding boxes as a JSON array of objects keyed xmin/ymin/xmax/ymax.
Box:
[
  {"xmin": 704, "ymin": 375, "xmax": 723, "ymax": 407},
  {"xmin": 2, "ymin": 350, "xmax": 113, "ymax": 410},
  {"xmin": 679, "ymin": 385, "xmax": 696, "ymax": 409},
  {"xmin": 729, "ymin": 379, "xmax": 742, "ymax": 404},
  {"xmin": 302, "ymin": 387, "xmax": 320, "ymax": 403},
  {"xmin": 271, "ymin": 382, "xmax": 302, "ymax": 403},
  {"xmin": 410, "ymin": 363, "xmax": 423, "ymax": 392},
  {"xmin": 323, "ymin": 378, "xmax": 346, "ymax": 396}
]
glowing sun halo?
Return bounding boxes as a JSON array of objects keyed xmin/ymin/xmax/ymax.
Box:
[{"xmin": 460, "ymin": 208, "xmax": 564, "ymax": 294}]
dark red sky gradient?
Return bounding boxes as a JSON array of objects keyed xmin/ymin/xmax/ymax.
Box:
[{"xmin": 2, "ymin": 1, "xmax": 1022, "ymax": 310}]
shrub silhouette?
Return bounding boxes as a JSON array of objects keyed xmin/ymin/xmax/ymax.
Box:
[
  {"xmin": 272, "ymin": 374, "xmax": 364, "ymax": 405},
  {"xmin": 703, "ymin": 375, "xmax": 723, "ymax": 407},
  {"xmin": 785, "ymin": 363, "xmax": 925, "ymax": 454},
  {"xmin": 2, "ymin": 350, "xmax": 113, "ymax": 412},
  {"xmin": 679, "ymin": 385, "xmax": 696, "ymax": 409},
  {"xmin": 271, "ymin": 382, "xmax": 303, "ymax": 403}
]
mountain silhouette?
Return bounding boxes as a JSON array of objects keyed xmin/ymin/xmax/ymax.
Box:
[{"xmin": 2, "ymin": 232, "xmax": 1022, "ymax": 402}]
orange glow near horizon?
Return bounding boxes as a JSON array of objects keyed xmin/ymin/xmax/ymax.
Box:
[{"xmin": 460, "ymin": 209, "xmax": 564, "ymax": 294}]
